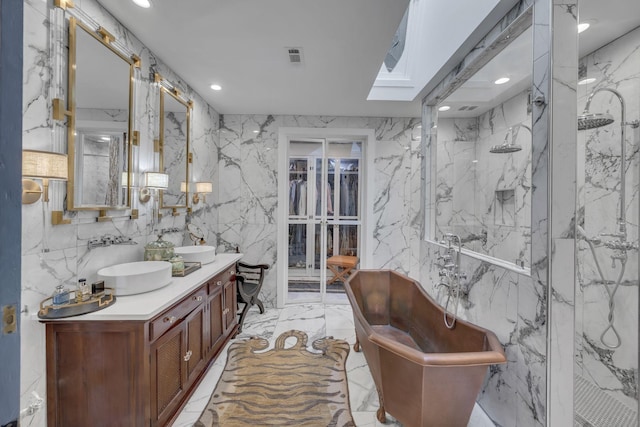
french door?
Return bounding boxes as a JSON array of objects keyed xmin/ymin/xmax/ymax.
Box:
[{"xmin": 286, "ymin": 138, "xmax": 362, "ymax": 304}]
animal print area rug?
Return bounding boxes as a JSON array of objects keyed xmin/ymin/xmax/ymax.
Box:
[{"xmin": 195, "ymin": 330, "xmax": 355, "ymax": 426}]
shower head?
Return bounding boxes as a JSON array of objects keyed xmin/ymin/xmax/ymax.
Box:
[
  {"xmin": 577, "ymin": 112, "xmax": 615, "ymax": 130},
  {"xmin": 489, "ymin": 143, "xmax": 522, "ymax": 153},
  {"xmin": 489, "ymin": 126, "xmax": 524, "ymax": 154}
]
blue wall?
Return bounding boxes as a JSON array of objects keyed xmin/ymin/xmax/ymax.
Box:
[{"xmin": 0, "ymin": 0, "xmax": 23, "ymax": 423}]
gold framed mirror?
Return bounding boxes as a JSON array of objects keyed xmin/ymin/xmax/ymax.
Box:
[
  {"xmin": 158, "ymin": 84, "xmax": 191, "ymax": 214},
  {"xmin": 62, "ymin": 16, "xmax": 137, "ymax": 212}
]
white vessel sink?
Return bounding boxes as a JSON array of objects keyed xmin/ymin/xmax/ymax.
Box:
[
  {"xmin": 174, "ymin": 245, "xmax": 216, "ymax": 265},
  {"xmin": 97, "ymin": 261, "xmax": 172, "ymax": 296}
]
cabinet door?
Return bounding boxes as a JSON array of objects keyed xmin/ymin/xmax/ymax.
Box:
[
  {"xmin": 223, "ymin": 279, "xmax": 237, "ymax": 331},
  {"xmin": 207, "ymin": 287, "xmax": 225, "ymax": 357},
  {"xmin": 150, "ymin": 321, "xmax": 187, "ymax": 427},
  {"xmin": 185, "ymin": 305, "xmax": 206, "ymax": 384}
]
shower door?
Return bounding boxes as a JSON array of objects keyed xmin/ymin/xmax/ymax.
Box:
[
  {"xmin": 574, "ymin": 6, "xmax": 639, "ymax": 426},
  {"xmin": 286, "ymin": 139, "xmax": 362, "ymax": 304}
]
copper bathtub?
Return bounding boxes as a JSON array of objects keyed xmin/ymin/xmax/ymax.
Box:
[{"xmin": 345, "ymin": 269, "xmax": 506, "ymax": 427}]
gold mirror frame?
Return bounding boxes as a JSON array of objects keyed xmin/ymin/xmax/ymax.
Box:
[
  {"xmin": 62, "ymin": 16, "xmax": 137, "ymax": 214},
  {"xmin": 158, "ymin": 83, "xmax": 191, "ymax": 215}
]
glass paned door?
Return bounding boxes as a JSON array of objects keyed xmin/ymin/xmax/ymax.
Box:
[{"xmin": 286, "ymin": 139, "xmax": 363, "ymax": 304}]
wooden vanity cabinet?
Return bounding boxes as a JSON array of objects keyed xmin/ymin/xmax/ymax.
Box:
[{"xmin": 44, "ymin": 264, "xmax": 239, "ymax": 427}]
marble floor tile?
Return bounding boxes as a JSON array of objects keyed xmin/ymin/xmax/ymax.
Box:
[{"xmin": 171, "ymin": 303, "xmax": 495, "ymax": 427}]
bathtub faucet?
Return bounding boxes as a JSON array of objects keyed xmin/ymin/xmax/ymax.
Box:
[{"xmin": 439, "ymin": 234, "xmax": 465, "ymax": 329}]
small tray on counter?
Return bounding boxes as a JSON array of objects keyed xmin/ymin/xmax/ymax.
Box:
[
  {"xmin": 172, "ymin": 262, "xmax": 201, "ymax": 277},
  {"xmin": 38, "ymin": 289, "xmax": 116, "ymax": 320}
]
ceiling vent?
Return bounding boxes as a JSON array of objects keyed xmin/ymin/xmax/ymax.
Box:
[
  {"xmin": 458, "ymin": 105, "xmax": 479, "ymax": 111},
  {"xmin": 286, "ymin": 47, "xmax": 303, "ymax": 64}
]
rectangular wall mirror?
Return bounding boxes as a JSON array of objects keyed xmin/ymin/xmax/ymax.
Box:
[
  {"xmin": 66, "ymin": 16, "xmax": 136, "ymax": 211},
  {"xmin": 432, "ymin": 23, "xmax": 532, "ymax": 269},
  {"xmin": 158, "ymin": 85, "xmax": 191, "ymax": 212}
]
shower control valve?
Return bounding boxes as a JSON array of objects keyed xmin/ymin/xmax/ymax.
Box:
[{"xmin": 438, "ymin": 269, "xmax": 449, "ymax": 278}]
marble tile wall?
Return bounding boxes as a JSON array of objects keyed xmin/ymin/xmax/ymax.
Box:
[
  {"xmin": 21, "ymin": 0, "xmax": 219, "ymax": 423},
  {"xmin": 217, "ymin": 115, "xmax": 421, "ymax": 309},
  {"xmin": 576, "ymin": 26, "xmax": 640, "ymax": 412},
  {"xmin": 435, "ymin": 90, "xmax": 532, "ymax": 266}
]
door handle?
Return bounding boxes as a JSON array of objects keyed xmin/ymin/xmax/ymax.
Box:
[
  {"xmin": 183, "ymin": 350, "xmax": 192, "ymax": 362},
  {"xmin": 164, "ymin": 315, "xmax": 177, "ymax": 324}
]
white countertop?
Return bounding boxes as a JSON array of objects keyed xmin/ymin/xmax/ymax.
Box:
[{"xmin": 43, "ymin": 253, "xmax": 243, "ymax": 322}]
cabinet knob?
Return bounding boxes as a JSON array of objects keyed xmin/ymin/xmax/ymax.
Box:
[
  {"xmin": 192, "ymin": 295, "xmax": 203, "ymax": 302},
  {"xmin": 230, "ymin": 271, "xmax": 235, "ymax": 275},
  {"xmin": 223, "ymin": 308, "xmax": 230, "ymax": 315},
  {"xmin": 183, "ymin": 350, "xmax": 192, "ymax": 362},
  {"xmin": 217, "ymin": 281, "xmax": 222, "ymax": 286},
  {"xmin": 164, "ymin": 315, "xmax": 177, "ymax": 324}
]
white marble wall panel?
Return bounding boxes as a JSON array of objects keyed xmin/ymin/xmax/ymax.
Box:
[
  {"xmin": 21, "ymin": 0, "xmax": 219, "ymax": 422},
  {"xmin": 218, "ymin": 115, "xmax": 419, "ymax": 306},
  {"xmin": 576, "ymin": 25, "xmax": 639, "ymax": 412}
]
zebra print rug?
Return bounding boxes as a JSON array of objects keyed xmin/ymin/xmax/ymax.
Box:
[{"xmin": 195, "ymin": 330, "xmax": 355, "ymax": 426}]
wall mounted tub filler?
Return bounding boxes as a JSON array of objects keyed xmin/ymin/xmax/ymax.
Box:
[
  {"xmin": 87, "ymin": 234, "xmax": 138, "ymax": 250},
  {"xmin": 577, "ymin": 88, "xmax": 639, "ymax": 348},
  {"xmin": 437, "ymin": 233, "xmax": 466, "ymax": 329}
]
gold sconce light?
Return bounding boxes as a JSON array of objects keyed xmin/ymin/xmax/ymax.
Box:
[
  {"xmin": 139, "ymin": 172, "xmax": 169, "ymax": 203},
  {"xmin": 22, "ymin": 150, "xmax": 68, "ymax": 204},
  {"xmin": 192, "ymin": 182, "xmax": 212, "ymax": 204}
]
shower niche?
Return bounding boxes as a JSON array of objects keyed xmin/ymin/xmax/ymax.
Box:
[{"xmin": 430, "ymin": 25, "xmax": 533, "ymax": 270}]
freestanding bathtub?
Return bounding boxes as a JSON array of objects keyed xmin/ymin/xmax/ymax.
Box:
[{"xmin": 345, "ymin": 269, "xmax": 506, "ymax": 427}]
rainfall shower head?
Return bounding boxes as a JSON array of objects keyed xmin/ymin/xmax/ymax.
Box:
[
  {"xmin": 489, "ymin": 124, "xmax": 530, "ymax": 154},
  {"xmin": 577, "ymin": 112, "xmax": 615, "ymax": 130},
  {"xmin": 489, "ymin": 143, "xmax": 522, "ymax": 153}
]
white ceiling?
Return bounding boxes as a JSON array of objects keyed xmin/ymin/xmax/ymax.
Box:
[
  {"xmin": 92, "ymin": 0, "xmax": 640, "ymax": 120},
  {"xmin": 96, "ymin": 0, "xmax": 420, "ymax": 118}
]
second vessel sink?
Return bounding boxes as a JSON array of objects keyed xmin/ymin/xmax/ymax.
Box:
[
  {"xmin": 97, "ymin": 261, "xmax": 172, "ymax": 296},
  {"xmin": 174, "ymin": 245, "xmax": 216, "ymax": 265}
]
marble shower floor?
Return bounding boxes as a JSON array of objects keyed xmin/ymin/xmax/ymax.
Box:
[{"xmin": 171, "ymin": 303, "xmax": 496, "ymax": 427}]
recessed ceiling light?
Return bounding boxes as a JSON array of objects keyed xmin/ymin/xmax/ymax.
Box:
[
  {"xmin": 578, "ymin": 77, "xmax": 596, "ymax": 85},
  {"xmin": 438, "ymin": 106, "xmax": 450, "ymax": 112},
  {"xmin": 101, "ymin": 136, "xmax": 111, "ymax": 141},
  {"xmin": 253, "ymin": 130, "xmax": 259, "ymax": 133},
  {"xmin": 416, "ymin": 125, "xmax": 422, "ymax": 129},
  {"xmin": 472, "ymin": 160, "xmax": 478, "ymax": 163},
  {"xmin": 210, "ymin": 84, "xmax": 222, "ymax": 91},
  {"xmin": 494, "ymin": 77, "xmax": 510, "ymax": 85},
  {"xmin": 131, "ymin": 0, "xmax": 151, "ymax": 8},
  {"xmin": 578, "ymin": 22, "xmax": 590, "ymax": 33}
]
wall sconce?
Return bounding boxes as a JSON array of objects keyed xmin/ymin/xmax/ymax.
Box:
[
  {"xmin": 139, "ymin": 172, "xmax": 168, "ymax": 203},
  {"xmin": 22, "ymin": 150, "xmax": 68, "ymax": 204},
  {"xmin": 180, "ymin": 181, "xmax": 191, "ymax": 193},
  {"xmin": 192, "ymin": 181, "xmax": 212, "ymax": 204}
]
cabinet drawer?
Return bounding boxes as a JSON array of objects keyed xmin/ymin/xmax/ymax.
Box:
[
  {"xmin": 207, "ymin": 266, "xmax": 236, "ymax": 294},
  {"xmin": 149, "ymin": 287, "xmax": 207, "ymax": 341}
]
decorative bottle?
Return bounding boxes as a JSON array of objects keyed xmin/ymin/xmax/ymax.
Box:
[{"xmin": 52, "ymin": 285, "xmax": 70, "ymax": 306}]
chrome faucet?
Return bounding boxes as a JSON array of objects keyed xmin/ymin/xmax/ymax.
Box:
[
  {"xmin": 436, "ymin": 233, "xmax": 466, "ymax": 329},
  {"xmin": 87, "ymin": 234, "xmax": 138, "ymax": 250}
]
